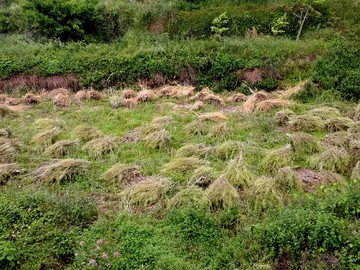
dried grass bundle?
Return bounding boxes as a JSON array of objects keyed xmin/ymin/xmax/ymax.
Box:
[
  {"xmin": 0, "ymin": 105, "xmax": 14, "ymax": 117},
  {"xmin": 161, "ymin": 157, "xmax": 208, "ymax": 174},
  {"xmin": 295, "ymin": 168, "xmax": 344, "ymax": 192},
  {"xmin": 82, "ymin": 135, "xmax": 117, "ymax": 158},
  {"xmin": 122, "ymin": 89, "xmax": 137, "ymax": 99},
  {"xmin": 33, "ymin": 159, "xmax": 89, "ymax": 184},
  {"xmin": 207, "ymin": 122, "xmax": 232, "ymax": 141},
  {"xmin": 53, "ymin": 93, "xmax": 72, "ymax": 107},
  {"xmin": 226, "ymin": 93, "xmax": 247, "ymax": 103},
  {"xmin": 203, "ymin": 94, "xmax": 224, "ymax": 106},
  {"xmin": 213, "ymin": 141, "xmax": 244, "ymax": 160},
  {"xmin": 308, "ymin": 146, "xmax": 351, "ymax": 174},
  {"xmin": 322, "ymin": 131, "xmax": 349, "ymax": 148},
  {"xmin": 75, "ymin": 90, "xmax": 90, "ymax": 102},
  {"xmin": 275, "ymin": 109, "xmax": 296, "ymax": 126},
  {"xmin": 255, "ymin": 99, "xmax": 291, "ymax": 111},
  {"xmin": 23, "ymin": 93, "xmax": 41, "ymax": 105},
  {"xmin": 0, "ymin": 128, "xmax": 11, "ymax": 138},
  {"xmin": 185, "ymin": 120, "xmax": 211, "ymax": 136},
  {"xmin": 241, "ymin": 91, "xmax": 268, "ymax": 112},
  {"xmin": 189, "ymin": 166, "xmax": 218, "ymax": 188},
  {"xmin": 206, "ymin": 177, "xmax": 239, "ymax": 209},
  {"xmin": 73, "ymin": 125, "xmax": 102, "ymax": 141},
  {"xmin": 109, "ymin": 95, "xmax": 122, "ymax": 109},
  {"xmin": 274, "ymin": 167, "xmax": 303, "ymax": 194},
  {"xmin": 88, "ymin": 90, "xmax": 103, "ymax": 100},
  {"xmin": 308, "ymin": 106, "xmax": 341, "ymax": 120},
  {"xmin": 189, "ymin": 101, "xmax": 204, "ymax": 111},
  {"xmin": 158, "ymin": 86, "xmax": 177, "ymax": 98},
  {"xmin": 190, "ymin": 87, "xmax": 212, "ymax": 101},
  {"xmin": 288, "ymin": 132, "xmax": 322, "ymax": 155},
  {"xmin": 31, "ymin": 127, "xmax": 61, "ymax": 148},
  {"xmin": 136, "ymin": 90, "xmax": 155, "ymax": 103},
  {"xmin": 222, "ymin": 155, "xmax": 256, "ymax": 188},
  {"xmin": 142, "ymin": 128, "xmax": 171, "ymax": 149},
  {"xmin": 324, "ymin": 117, "xmax": 354, "ymax": 132},
  {"xmin": 33, "ymin": 118, "xmax": 60, "ymax": 131},
  {"xmin": 45, "ymin": 140, "xmax": 79, "ymax": 157},
  {"xmin": 121, "ymin": 177, "xmax": 174, "ymax": 208},
  {"xmin": 4, "ymin": 97, "xmax": 20, "ymax": 106},
  {"xmin": 175, "ymin": 143, "xmax": 211, "ymax": 158},
  {"xmin": 120, "ymin": 98, "xmax": 138, "ymax": 109},
  {"xmin": 351, "ymin": 161, "xmax": 360, "ymax": 180},
  {"xmin": 101, "ymin": 163, "xmax": 142, "ymax": 187},
  {"xmin": 0, "ymin": 163, "xmax": 21, "ymax": 184},
  {"xmin": 0, "ymin": 138, "xmax": 21, "ymax": 163},
  {"xmin": 167, "ymin": 186, "xmax": 210, "ymax": 209},
  {"xmin": 287, "ymin": 115, "xmax": 325, "ymax": 132},
  {"xmin": 261, "ymin": 144, "xmax": 293, "ymax": 174},
  {"xmin": 198, "ymin": 112, "xmax": 228, "ymax": 122},
  {"xmin": 354, "ymin": 104, "xmax": 360, "ymax": 121}
]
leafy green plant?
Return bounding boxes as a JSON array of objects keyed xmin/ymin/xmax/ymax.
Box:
[
  {"xmin": 0, "ymin": 241, "xmax": 17, "ymax": 270},
  {"xmin": 211, "ymin": 12, "xmax": 230, "ymax": 39}
]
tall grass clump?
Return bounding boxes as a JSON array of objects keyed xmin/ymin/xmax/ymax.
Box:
[
  {"xmin": 101, "ymin": 163, "xmax": 142, "ymax": 188},
  {"xmin": 206, "ymin": 177, "xmax": 240, "ymax": 210},
  {"xmin": 31, "ymin": 127, "xmax": 61, "ymax": 148},
  {"xmin": 221, "ymin": 155, "xmax": 256, "ymax": 189},
  {"xmin": 261, "ymin": 144, "xmax": 293, "ymax": 174},
  {"xmin": 33, "ymin": 159, "xmax": 89, "ymax": 184},
  {"xmin": 82, "ymin": 135, "xmax": 117, "ymax": 158},
  {"xmin": 167, "ymin": 186, "xmax": 210, "ymax": 210},
  {"xmin": 121, "ymin": 177, "xmax": 174, "ymax": 209},
  {"xmin": 45, "ymin": 140, "xmax": 79, "ymax": 157}
]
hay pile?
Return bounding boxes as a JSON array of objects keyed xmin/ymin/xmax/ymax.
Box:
[
  {"xmin": 275, "ymin": 109, "xmax": 296, "ymax": 126},
  {"xmin": 322, "ymin": 131, "xmax": 349, "ymax": 148},
  {"xmin": 203, "ymin": 94, "xmax": 224, "ymax": 106},
  {"xmin": 190, "ymin": 87, "xmax": 212, "ymax": 102},
  {"xmin": 136, "ymin": 90, "xmax": 156, "ymax": 103},
  {"xmin": 121, "ymin": 177, "xmax": 174, "ymax": 208},
  {"xmin": 206, "ymin": 177, "xmax": 240, "ymax": 209},
  {"xmin": 221, "ymin": 155, "xmax": 256, "ymax": 188},
  {"xmin": 82, "ymin": 135, "xmax": 117, "ymax": 158},
  {"xmin": 23, "ymin": 93, "xmax": 41, "ymax": 105},
  {"xmin": 33, "ymin": 118, "xmax": 60, "ymax": 131},
  {"xmin": 53, "ymin": 93, "xmax": 72, "ymax": 107},
  {"xmin": 287, "ymin": 115, "xmax": 325, "ymax": 132},
  {"xmin": 75, "ymin": 90, "xmax": 90, "ymax": 102},
  {"xmin": 226, "ymin": 93, "xmax": 247, "ymax": 103},
  {"xmin": 88, "ymin": 90, "xmax": 103, "ymax": 100},
  {"xmin": 261, "ymin": 144, "xmax": 293, "ymax": 174},
  {"xmin": 0, "ymin": 105, "xmax": 14, "ymax": 117},
  {"xmin": 73, "ymin": 125, "xmax": 102, "ymax": 141},
  {"xmin": 185, "ymin": 120, "xmax": 211, "ymax": 136},
  {"xmin": 109, "ymin": 95, "xmax": 122, "ymax": 109},
  {"xmin": 101, "ymin": 163, "xmax": 143, "ymax": 187},
  {"xmin": 354, "ymin": 104, "xmax": 360, "ymax": 121},
  {"xmin": 274, "ymin": 167, "xmax": 303, "ymax": 194},
  {"xmin": 351, "ymin": 161, "xmax": 360, "ymax": 180},
  {"xmin": 189, "ymin": 101, "xmax": 204, "ymax": 111},
  {"xmin": 324, "ymin": 117, "xmax": 354, "ymax": 132},
  {"xmin": 214, "ymin": 141, "xmax": 243, "ymax": 160},
  {"xmin": 207, "ymin": 122, "xmax": 232, "ymax": 141},
  {"xmin": 241, "ymin": 91, "xmax": 268, "ymax": 112},
  {"xmin": 0, "ymin": 138, "xmax": 21, "ymax": 163},
  {"xmin": 189, "ymin": 166, "xmax": 218, "ymax": 188},
  {"xmin": 254, "ymin": 99, "xmax": 291, "ymax": 111},
  {"xmin": 0, "ymin": 163, "xmax": 21, "ymax": 184},
  {"xmin": 31, "ymin": 127, "xmax": 61, "ymax": 148},
  {"xmin": 158, "ymin": 86, "xmax": 178, "ymax": 98},
  {"xmin": 161, "ymin": 157, "xmax": 208, "ymax": 174},
  {"xmin": 308, "ymin": 106, "xmax": 341, "ymax": 120},
  {"xmin": 198, "ymin": 112, "xmax": 228, "ymax": 122},
  {"xmin": 122, "ymin": 89, "xmax": 137, "ymax": 99},
  {"xmin": 0, "ymin": 128, "xmax": 11, "ymax": 138},
  {"xmin": 33, "ymin": 159, "xmax": 89, "ymax": 184},
  {"xmin": 288, "ymin": 132, "xmax": 322, "ymax": 155},
  {"xmin": 167, "ymin": 186, "xmax": 210, "ymax": 209},
  {"xmin": 45, "ymin": 140, "xmax": 79, "ymax": 157},
  {"xmin": 175, "ymin": 143, "xmax": 211, "ymax": 158},
  {"xmin": 140, "ymin": 116, "xmax": 173, "ymax": 149}
]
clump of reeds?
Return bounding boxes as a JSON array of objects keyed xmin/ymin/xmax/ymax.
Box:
[
  {"xmin": 31, "ymin": 127, "xmax": 61, "ymax": 148},
  {"xmin": 287, "ymin": 114, "xmax": 325, "ymax": 132},
  {"xmin": 221, "ymin": 155, "xmax": 256, "ymax": 188},
  {"xmin": 288, "ymin": 132, "xmax": 322, "ymax": 155},
  {"xmin": 73, "ymin": 125, "xmax": 102, "ymax": 141},
  {"xmin": 33, "ymin": 159, "xmax": 89, "ymax": 184},
  {"xmin": 167, "ymin": 186, "xmax": 210, "ymax": 210},
  {"xmin": 101, "ymin": 163, "xmax": 142, "ymax": 188},
  {"xmin": 189, "ymin": 166, "xmax": 218, "ymax": 188},
  {"xmin": 161, "ymin": 157, "xmax": 209, "ymax": 174},
  {"xmin": 324, "ymin": 117, "xmax": 354, "ymax": 132},
  {"xmin": 45, "ymin": 140, "xmax": 79, "ymax": 157},
  {"xmin": 274, "ymin": 109, "xmax": 296, "ymax": 126},
  {"xmin": 0, "ymin": 163, "xmax": 21, "ymax": 184},
  {"xmin": 121, "ymin": 177, "xmax": 174, "ymax": 208},
  {"xmin": 175, "ymin": 143, "xmax": 211, "ymax": 158},
  {"xmin": 206, "ymin": 177, "xmax": 240, "ymax": 210},
  {"xmin": 82, "ymin": 135, "xmax": 117, "ymax": 158},
  {"xmin": 308, "ymin": 146, "xmax": 351, "ymax": 174}
]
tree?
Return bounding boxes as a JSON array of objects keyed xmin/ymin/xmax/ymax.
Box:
[
  {"xmin": 292, "ymin": 0, "xmax": 325, "ymax": 41},
  {"xmin": 211, "ymin": 12, "xmax": 230, "ymax": 39}
]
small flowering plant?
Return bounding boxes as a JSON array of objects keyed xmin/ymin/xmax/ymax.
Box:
[{"xmin": 73, "ymin": 238, "xmax": 121, "ymax": 269}]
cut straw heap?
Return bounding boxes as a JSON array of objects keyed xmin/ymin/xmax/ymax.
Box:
[
  {"xmin": 82, "ymin": 135, "xmax": 117, "ymax": 158},
  {"xmin": 0, "ymin": 163, "xmax": 21, "ymax": 184},
  {"xmin": 0, "ymin": 138, "xmax": 21, "ymax": 163},
  {"xmin": 31, "ymin": 127, "xmax": 61, "ymax": 148},
  {"xmin": 45, "ymin": 140, "xmax": 79, "ymax": 157},
  {"xmin": 175, "ymin": 143, "xmax": 212, "ymax": 158},
  {"xmin": 33, "ymin": 118, "xmax": 60, "ymax": 131},
  {"xmin": 261, "ymin": 144, "xmax": 293, "ymax": 174},
  {"xmin": 287, "ymin": 115, "xmax": 324, "ymax": 132},
  {"xmin": 101, "ymin": 163, "xmax": 142, "ymax": 188},
  {"xmin": 33, "ymin": 159, "xmax": 89, "ymax": 184},
  {"xmin": 189, "ymin": 166, "xmax": 218, "ymax": 188},
  {"xmin": 206, "ymin": 177, "xmax": 239, "ymax": 210},
  {"xmin": 121, "ymin": 177, "xmax": 174, "ymax": 208},
  {"xmin": 73, "ymin": 125, "xmax": 103, "ymax": 142},
  {"xmin": 161, "ymin": 157, "xmax": 209, "ymax": 174},
  {"xmin": 288, "ymin": 132, "xmax": 322, "ymax": 155},
  {"xmin": 221, "ymin": 155, "xmax": 256, "ymax": 188},
  {"xmin": 167, "ymin": 186, "xmax": 210, "ymax": 210}
]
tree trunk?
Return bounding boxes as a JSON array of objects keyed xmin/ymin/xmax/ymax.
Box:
[{"xmin": 296, "ymin": 7, "xmax": 310, "ymax": 41}]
